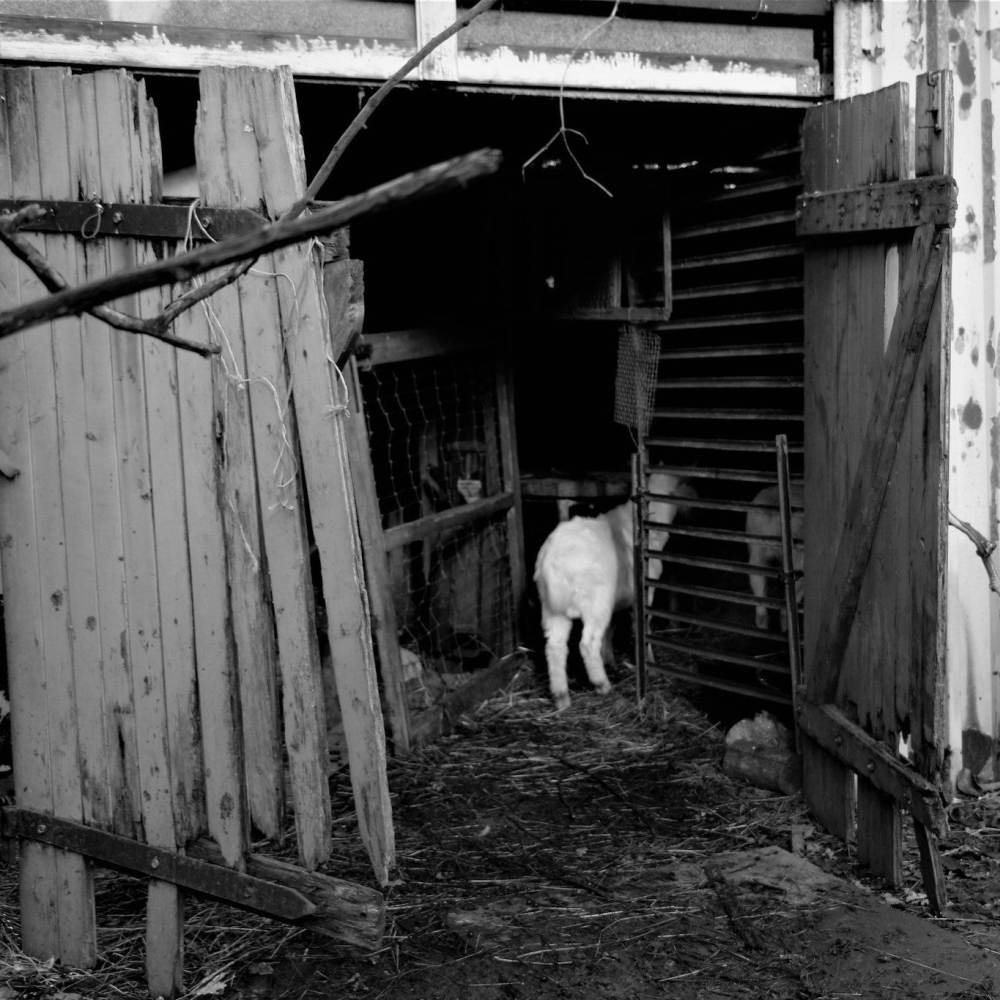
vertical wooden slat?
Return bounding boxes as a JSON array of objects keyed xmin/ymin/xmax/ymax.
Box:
[
  {"xmin": 0, "ymin": 66, "xmax": 97, "ymax": 967},
  {"xmin": 290, "ymin": 274, "xmax": 396, "ymax": 884},
  {"xmin": 194, "ymin": 73, "xmax": 284, "ymax": 842},
  {"xmin": 801, "ymin": 98, "xmax": 856, "ymax": 842},
  {"xmin": 495, "ymin": 345, "xmax": 525, "ymax": 642},
  {"xmin": 244, "ymin": 67, "xmax": 396, "ymax": 882},
  {"xmin": 196, "ymin": 66, "xmax": 332, "ymax": 868},
  {"xmin": 93, "ymin": 70, "xmax": 184, "ymax": 996},
  {"xmin": 173, "ymin": 291, "xmax": 248, "ymax": 866},
  {"xmin": 344, "ymin": 349, "xmax": 411, "ymax": 755},
  {"xmin": 65, "ymin": 71, "xmax": 142, "ymax": 840}
]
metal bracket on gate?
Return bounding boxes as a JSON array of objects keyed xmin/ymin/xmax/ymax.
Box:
[
  {"xmin": 0, "ymin": 198, "xmax": 267, "ymax": 242},
  {"xmin": 0, "ymin": 806, "xmax": 315, "ymax": 921},
  {"xmin": 795, "ymin": 176, "xmax": 957, "ymax": 237}
]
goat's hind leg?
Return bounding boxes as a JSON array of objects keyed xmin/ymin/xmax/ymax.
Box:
[
  {"xmin": 579, "ymin": 614, "xmax": 613, "ymax": 697},
  {"xmin": 542, "ymin": 612, "xmax": 573, "ymax": 710}
]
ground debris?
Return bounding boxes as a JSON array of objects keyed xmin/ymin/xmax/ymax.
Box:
[{"xmin": 2, "ymin": 667, "xmax": 1000, "ymax": 999}]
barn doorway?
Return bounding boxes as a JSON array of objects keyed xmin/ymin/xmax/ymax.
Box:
[{"xmin": 139, "ymin": 72, "xmax": 808, "ymax": 739}]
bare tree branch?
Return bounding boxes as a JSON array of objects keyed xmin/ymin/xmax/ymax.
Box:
[
  {"xmin": 289, "ymin": 0, "xmax": 500, "ymax": 218},
  {"xmin": 948, "ymin": 508, "xmax": 1000, "ymax": 595},
  {"xmin": 0, "ymin": 211, "xmax": 221, "ymax": 356},
  {"xmin": 0, "ymin": 149, "xmax": 502, "ymax": 340}
]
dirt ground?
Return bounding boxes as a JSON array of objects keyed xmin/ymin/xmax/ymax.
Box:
[{"xmin": 3, "ymin": 662, "xmax": 1000, "ymax": 999}]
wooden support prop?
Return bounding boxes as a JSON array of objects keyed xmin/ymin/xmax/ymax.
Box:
[
  {"xmin": 795, "ymin": 702, "xmax": 948, "ymax": 838},
  {"xmin": 806, "ymin": 221, "xmax": 946, "ymax": 704},
  {"xmin": 0, "ymin": 148, "xmax": 502, "ymax": 338},
  {"xmin": 796, "ymin": 176, "xmax": 957, "ymax": 236},
  {"xmin": 383, "ymin": 492, "xmax": 514, "ymax": 551}
]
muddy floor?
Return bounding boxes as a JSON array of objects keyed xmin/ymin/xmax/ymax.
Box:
[{"xmin": 3, "ymin": 662, "xmax": 1000, "ymax": 999}]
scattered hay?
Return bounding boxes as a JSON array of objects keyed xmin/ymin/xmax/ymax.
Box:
[{"xmin": 3, "ymin": 665, "xmax": 997, "ymax": 999}]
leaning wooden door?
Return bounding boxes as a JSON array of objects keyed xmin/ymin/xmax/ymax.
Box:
[{"xmin": 797, "ymin": 72, "xmax": 955, "ymax": 908}]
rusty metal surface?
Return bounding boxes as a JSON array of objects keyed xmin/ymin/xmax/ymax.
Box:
[
  {"xmin": 1, "ymin": 806, "xmax": 316, "ymax": 921},
  {"xmin": 0, "ymin": 197, "xmax": 265, "ymax": 241}
]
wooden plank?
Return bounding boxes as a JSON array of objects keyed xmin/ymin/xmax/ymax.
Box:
[
  {"xmin": 807, "ymin": 223, "xmax": 945, "ymax": 703},
  {"xmin": 26, "ymin": 67, "xmax": 100, "ymax": 970},
  {"xmin": 224, "ymin": 66, "xmax": 395, "ymax": 885},
  {"xmin": 796, "ymin": 701, "xmax": 948, "ymax": 839},
  {"xmin": 911, "ymin": 71, "xmax": 951, "ymax": 786},
  {"xmin": 94, "ymin": 68, "xmax": 184, "ymax": 997},
  {"xmin": 285, "ymin": 254, "xmax": 397, "ymax": 884},
  {"xmin": 344, "ymin": 351, "xmax": 412, "ymax": 755},
  {"xmin": 65, "ymin": 70, "xmax": 143, "ymax": 842},
  {"xmin": 194, "ymin": 71, "xmax": 284, "ymax": 843},
  {"xmin": 188, "ymin": 840, "xmax": 385, "ymax": 950},
  {"xmin": 365, "ymin": 327, "xmax": 500, "ymax": 367},
  {"xmin": 383, "ymin": 493, "xmax": 514, "ymax": 551},
  {"xmin": 913, "ymin": 820, "xmax": 947, "ymax": 915},
  {"xmin": 856, "ymin": 781, "xmax": 902, "ymax": 887},
  {"xmin": 197, "ymin": 66, "xmax": 332, "ymax": 870},
  {"xmin": 494, "ymin": 349, "xmax": 524, "ymax": 650},
  {"xmin": 796, "ymin": 176, "xmax": 957, "ymax": 236},
  {"xmin": 173, "ymin": 296, "xmax": 248, "ymax": 866},
  {"xmin": 0, "ymin": 67, "xmax": 79, "ymax": 965}
]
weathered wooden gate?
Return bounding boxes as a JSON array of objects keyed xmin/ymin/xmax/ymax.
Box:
[
  {"xmin": 0, "ymin": 66, "xmax": 393, "ymax": 996},
  {"xmin": 796, "ymin": 71, "xmax": 955, "ymax": 908}
]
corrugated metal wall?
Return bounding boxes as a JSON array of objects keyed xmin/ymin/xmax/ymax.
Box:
[{"xmin": 833, "ymin": 0, "xmax": 1000, "ymax": 788}]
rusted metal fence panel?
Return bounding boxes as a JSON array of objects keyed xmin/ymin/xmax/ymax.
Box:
[{"xmin": 0, "ymin": 65, "xmax": 392, "ymax": 996}]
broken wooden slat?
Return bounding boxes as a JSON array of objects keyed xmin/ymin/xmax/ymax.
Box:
[
  {"xmin": 188, "ymin": 839, "xmax": 385, "ymax": 950},
  {"xmin": 105, "ymin": 68, "xmax": 187, "ymax": 996},
  {"xmin": 172, "ymin": 294, "xmax": 248, "ymax": 867},
  {"xmin": 198, "ymin": 65, "xmax": 332, "ymax": 870},
  {"xmin": 343, "ymin": 347, "xmax": 412, "ymax": 754},
  {"xmin": 796, "ymin": 176, "xmax": 957, "ymax": 236}
]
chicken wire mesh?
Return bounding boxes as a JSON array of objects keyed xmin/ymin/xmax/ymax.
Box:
[
  {"xmin": 358, "ymin": 350, "xmax": 515, "ymax": 675},
  {"xmin": 614, "ymin": 325, "xmax": 661, "ymax": 438}
]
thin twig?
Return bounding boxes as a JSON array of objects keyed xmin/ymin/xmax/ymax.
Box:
[
  {"xmin": 521, "ymin": 0, "xmax": 620, "ymax": 197},
  {"xmin": 948, "ymin": 508, "xmax": 1000, "ymax": 594},
  {"xmin": 289, "ymin": 0, "xmax": 500, "ymax": 218}
]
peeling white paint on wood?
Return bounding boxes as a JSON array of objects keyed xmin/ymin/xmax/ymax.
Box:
[{"xmin": 0, "ymin": 22, "xmax": 824, "ymax": 99}]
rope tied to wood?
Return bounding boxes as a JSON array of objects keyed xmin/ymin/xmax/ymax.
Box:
[{"xmin": 79, "ymin": 198, "xmax": 104, "ymax": 239}]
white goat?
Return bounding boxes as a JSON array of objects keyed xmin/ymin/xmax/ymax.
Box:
[
  {"xmin": 745, "ymin": 483, "xmax": 804, "ymax": 631},
  {"xmin": 534, "ymin": 472, "xmax": 689, "ymax": 709}
]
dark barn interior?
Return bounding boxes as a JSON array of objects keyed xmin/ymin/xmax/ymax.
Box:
[{"xmin": 140, "ymin": 73, "xmax": 806, "ymax": 724}]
